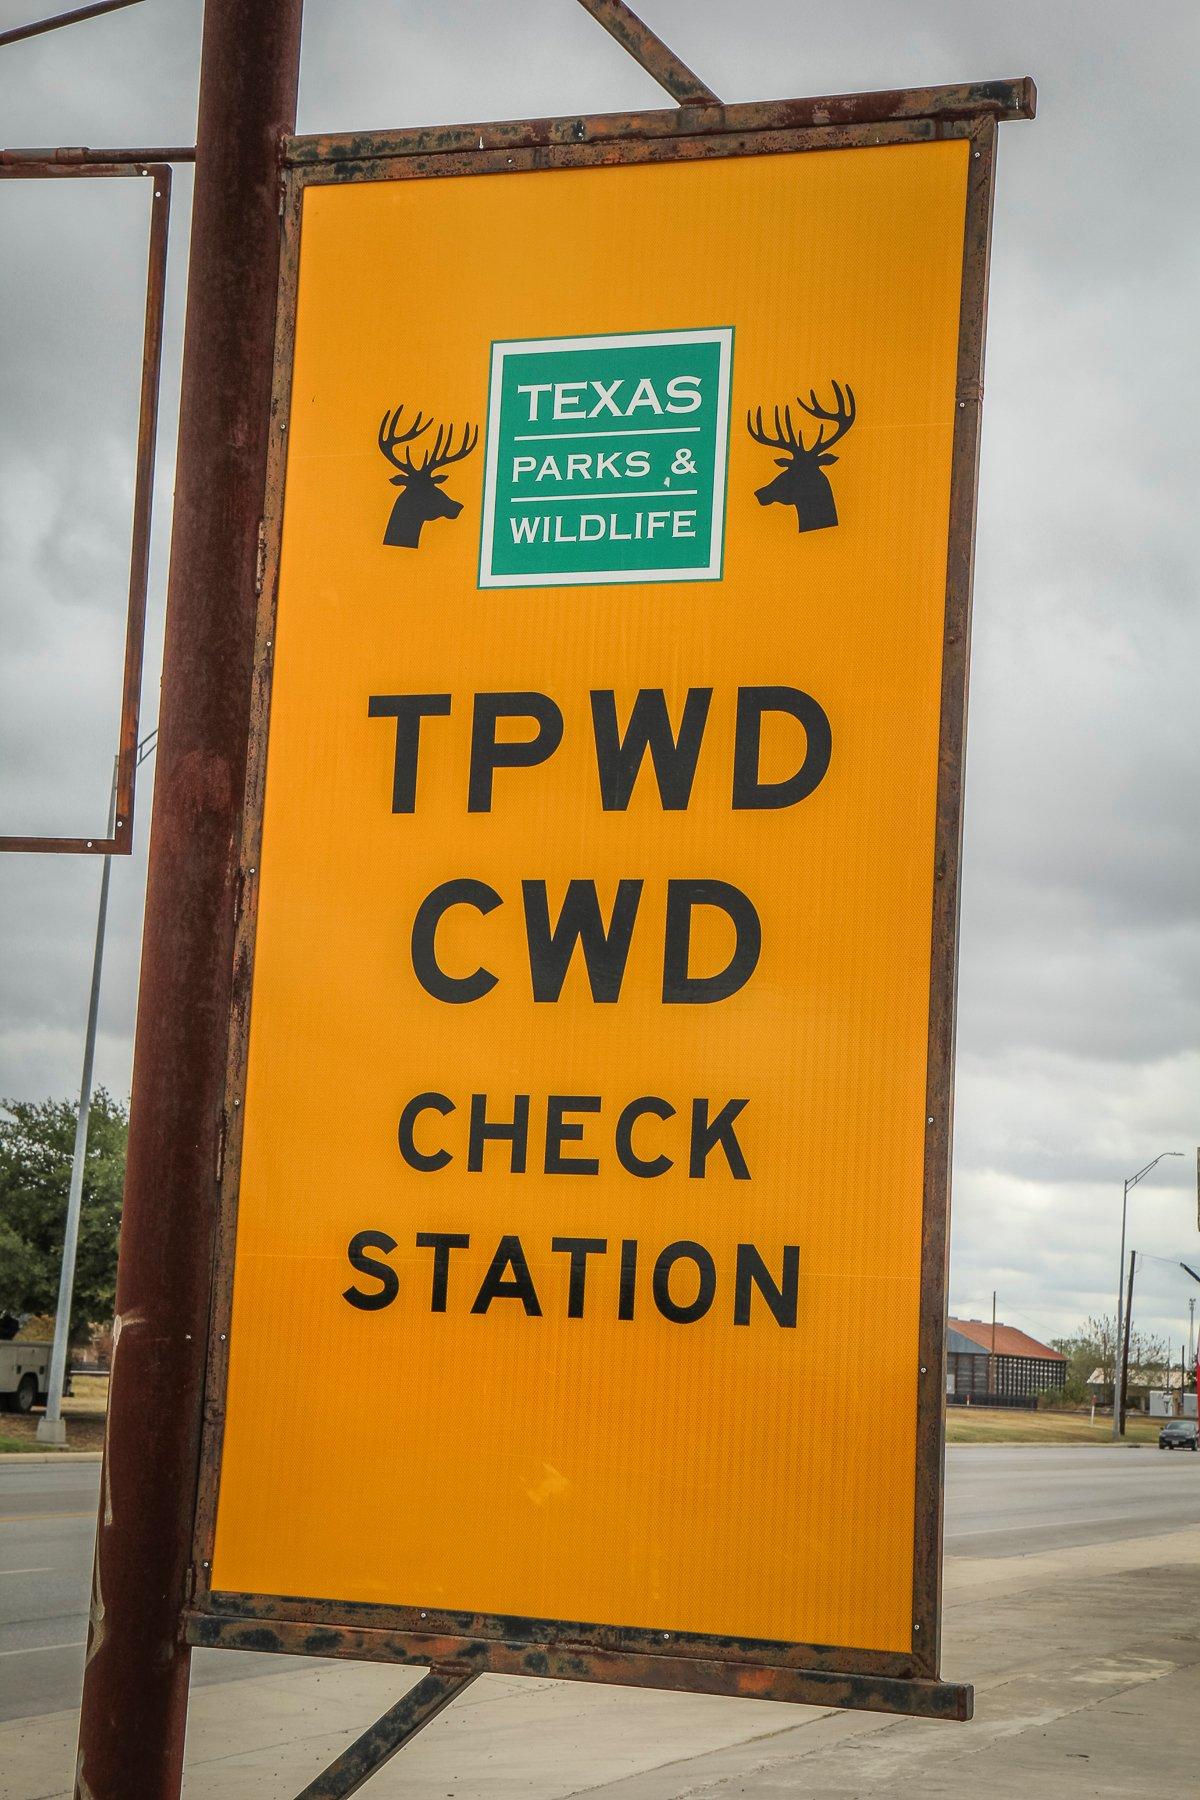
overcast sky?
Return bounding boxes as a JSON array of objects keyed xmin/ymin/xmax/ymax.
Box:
[{"xmin": 1, "ymin": 0, "xmax": 1197, "ymax": 1352}]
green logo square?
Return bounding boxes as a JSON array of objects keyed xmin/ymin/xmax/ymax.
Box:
[{"xmin": 478, "ymin": 327, "xmax": 733, "ymax": 589}]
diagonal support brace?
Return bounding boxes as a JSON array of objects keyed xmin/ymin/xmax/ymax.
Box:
[
  {"xmin": 294, "ymin": 1665, "xmax": 478, "ymax": 1799},
  {"xmin": 575, "ymin": 0, "xmax": 721, "ymax": 105}
]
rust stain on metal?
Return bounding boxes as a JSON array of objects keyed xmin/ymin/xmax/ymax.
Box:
[
  {"xmin": 909, "ymin": 113, "xmax": 999, "ymax": 1675},
  {"xmin": 287, "ymin": 80, "xmax": 1035, "ymax": 166},
  {"xmin": 196, "ymin": 1581, "xmax": 924, "ymax": 1681},
  {"xmin": 574, "ymin": 0, "xmax": 720, "ymax": 106},
  {"xmin": 295, "ymin": 1666, "xmax": 479, "ymax": 1799},
  {"xmin": 0, "ymin": 0, "xmax": 142, "ymax": 52},
  {"xmin": 184, "ymin": 1611, "xmax": 972, "ymax": 1721},
  {"xmin": 0, "ymin": 144, "xmax": 195, "ymax": 163},
  {"xmin": 290, "ymin": 119, "xmax": 960, "ymax": 208},
  {"xmin": 156, "ymin": 750, "xmax": 236, "ymax": 848},
  {"xmin": 73, "ymin": 1, "xmax": 303, "ymax": 1792}
]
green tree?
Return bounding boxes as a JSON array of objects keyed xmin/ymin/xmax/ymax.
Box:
[
  {"xmin": 1049, "ymin": 1313, "xmax": 1170, "ymax": 1401},
  {"xmin": 0, "ymin": 1091, "xmax": 127, "ymax": 1341}
]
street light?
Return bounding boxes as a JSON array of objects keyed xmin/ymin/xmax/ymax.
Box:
[
  {"xmin": 1111, "ymin": 1150, "xmax": 1183, "ymax": 1441},
  {"xmin": 36, "ymin": 729, "xmax": 158, "ymax": 1445}
]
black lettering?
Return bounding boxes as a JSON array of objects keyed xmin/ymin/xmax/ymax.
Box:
[
  {"xmin": 734, "ymin": 1243, "xmax": 799, "ymax": 1326},
  {"xmin": 398, "ymin": 1092, "xmax": 454, "ymax": 1171},
  {"xmin": 468, "ymin": 1093, "xmax": 530, "ymax": 1174},
  {"xmin": 469, "ymin": 692, "xmax": 564, "ymax": 812},
  {"xmin": 415, "ymin": 1230, "xmax": 470, "ymax": 1311},
  {"xmin": 523, "ymin": 879, "xmax": 642, "ymax": 1003},
  {"xmin": 662, "ymin": 880, "xmax": 761, "ymax": 1004},
  {"xmin": 343, "ymin": 1230, "xmax": 399, "ymax": 1311},
  {"xmin": 615, "ymin": 1096, "xmax": 675, "ymax": 1178},
  {"xmin": 551, "ymin": 1237, "xmax": 608, "ymax": 1317},
  {"xmin": 689, "ymin": 1098, "xmax": 751, "ymax": 1180},
  {"xmin": 618, "ymin": 1238, "xmax": 638, "ymax": 1320},
  {"xmin": 471, "ymin": 1234, "xmax": 542, "ymax": 1315},
  {"xmin": 367, "ymin": 694, "xmax": 451, "ymax": 812},
  {"xmin": 732, "ymin": 686, "xmax": 831, "ymax": 809},
  {"xmin": 545, "ymin": 1095, "xmax": 601, "ymax": 1175},
  {"xmin": 590, "ymin": 688, "xmax": 712, "ymax": 811},
  {"xmin": 411, "ymin": 879, "xmax": 501, "ymax": 1004},
  {"xmin": 652, "ymin": 1241, "xmax": 716, "ymax": 1324}
]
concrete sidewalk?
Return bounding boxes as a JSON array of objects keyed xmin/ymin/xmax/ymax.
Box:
[{"xmin": 3, "ymin": 1528, "xmax": 1198, "ymax": 1798}]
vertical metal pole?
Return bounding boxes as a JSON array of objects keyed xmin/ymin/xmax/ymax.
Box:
[
  {"xmin": 1118, "ymin": 1248, "xmax": 1136, "ymax": 1439},
  {"xmin": 74, "ymin": 4, "xmax": 303, "ymax": 1795},
  {"xmin": 36, "ymin": 763, "xmax": 118, "ymax": 1446},
  {"xmin": 1112, "ymin": 1178, "xmax": 1129, "ymax": 1438}
]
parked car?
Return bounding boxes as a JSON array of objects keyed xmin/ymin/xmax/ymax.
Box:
[{"xmin": 1158, "ymin": 1419, "xmax": 1199, "ymax": 1451}]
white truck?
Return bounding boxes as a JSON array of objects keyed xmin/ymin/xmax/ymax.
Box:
[{"xmin": 0, "ymin": 1341, "xmax": 51, "ymax": 1414}]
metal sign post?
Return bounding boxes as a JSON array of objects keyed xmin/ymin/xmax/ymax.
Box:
[{"xmin": 73, "ymin": 1, "xmax": 302, "ymax": 1793}]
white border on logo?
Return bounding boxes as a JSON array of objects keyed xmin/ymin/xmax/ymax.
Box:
[{"xmin": 478, "ymin": 327, "xmax": 734, "ymax": 590}]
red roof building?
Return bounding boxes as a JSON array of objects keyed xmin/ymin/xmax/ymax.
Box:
[{"xmin": 946, "ymin": 1316, "xmax": 1066, "ymax": 1404}]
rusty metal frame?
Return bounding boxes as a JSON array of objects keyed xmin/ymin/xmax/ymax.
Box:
[
  {"xmin": 293, "ymin": 1667, "xmax": 478, "ymax": 1800},
  {"xmin": 0, "ymin": 158, "xmax": 169, "ymax": 855},
  {"xmin": 185, "ymin": 81, "xmax": 1034, "ymax": 1739},
  {"xmin": 574, "ymin": 0, "xmax": 719, "ymax": 105},
  {"xmin": 0, "ymin": 0, "xmax": 142, "ymax": 52}
]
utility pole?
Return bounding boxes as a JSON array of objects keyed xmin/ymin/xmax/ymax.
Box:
[
  {"xmin": 37, "ymin": 737, "xmax": 156, "ymax": 1448},
  {"xmin": 74, "ymin": 4, "xmax": 303, "ymax": 1794},
  {"xmin": 990, "ymin": 1290, "xmax": 996, "ymax": 1398},
  {"xmin": 1117, "ymin": 1249, "xmax": 1136, "ymax": 1438},
  {"xmin": 1113, "ymin": 1152, "xmax": 1182, "ymax": 1438},
  {"xmin": 35, "ymin": 764, "xmax": 116, "ymax": 1445}
]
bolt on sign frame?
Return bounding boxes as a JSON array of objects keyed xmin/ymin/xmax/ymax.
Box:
[
  {"xmin": 184, "ymin": 73, "xmax": 1034, "ymax": 1786},
  {"xmin": 0, "ymin": 157, "xmax": 169, "ymax": 855}
]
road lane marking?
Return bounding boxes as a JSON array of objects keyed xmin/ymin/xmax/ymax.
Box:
[
  {"xmin": 948, "ymin": 1513, "xmax": 1164, "ymax": 1539},
  {"xmin": 0, "ymin": 1640, "xmax": 86, "ymax": 1657},
  {"xmin": 0, "ymin": 1511, "xmax": 94, "ymax": 1523},
  {"xmin": 0, "ymin": 1566, "xmax": 52, "ymax": 1576}
]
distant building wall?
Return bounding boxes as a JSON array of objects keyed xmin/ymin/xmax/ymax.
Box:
[{"xmin": 945, "ymin": 1317, "xmax": 1066, "ymax": 1403}]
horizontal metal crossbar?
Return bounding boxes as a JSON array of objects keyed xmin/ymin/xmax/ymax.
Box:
[
  {"xmin": 286, "ymin": 79, "xmax": 1035, "ymax": 166},
  {"xmin": 188, "ymin": 1612, "xmax": 973, "ymax": 1721}
]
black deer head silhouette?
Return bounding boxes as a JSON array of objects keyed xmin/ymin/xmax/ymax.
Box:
[
  {"xmin": 377, "ymin": 404, "xmax": 479, "ymax": 549},
  {"xmin": 746, "ymin": 381, "xmax": 857, "ymax": 532}
]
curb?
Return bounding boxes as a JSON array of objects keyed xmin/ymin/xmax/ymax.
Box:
[
  {"xmin": 947, "ymin": 1439, "xmax": 1159, "ymax": 1449},
  {"xmin": 0, "ymin": 1450, "xmax": 103, "ymax": 1463}
]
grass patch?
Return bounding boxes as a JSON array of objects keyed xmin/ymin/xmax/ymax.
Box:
[
  {"xmin": 0, "ymin": 1412, "xmax": 106, "ymax": 1453},
  {"xmin": 946, "ymin": 1408, "xmax": 1163, "ymax": 1445}
]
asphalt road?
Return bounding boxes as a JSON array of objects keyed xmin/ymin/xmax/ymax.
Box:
[
  {"xmin": 2, "ymin": 1445, "xmax": 1197, "ymax": 1725},
  {"xmin": 0, "ymin": 1461, "xmax": 281, "ymax": 1726}
]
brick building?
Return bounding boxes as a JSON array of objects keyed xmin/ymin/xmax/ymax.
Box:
[{"xmin": 945, "ymin": 1317, "xmax": 1066, "ymax": 1404}]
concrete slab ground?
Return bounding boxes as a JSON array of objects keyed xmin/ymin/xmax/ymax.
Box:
[{"xmin": 2, "ymin": 1525, "xmax": 1197, "ymax": 1799}]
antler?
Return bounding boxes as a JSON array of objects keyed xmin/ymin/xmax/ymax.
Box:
[
  {"xmin": 794, "ymin": 381, "xmax": 856, "ymax": 452},
  {"xmin": 747, "ymin": 383, "xmax": 856, "ymax": 457},
  {"xmin": 746, "ymin": 403, "xmax": 804, "ymax": 452},
  {"xmin": 378, "ymin": 404, "xmax": 433, "ymax": 472},
  {"xmin": 417, "ymin": 421, "xmax": 479, "ymax": 474}
]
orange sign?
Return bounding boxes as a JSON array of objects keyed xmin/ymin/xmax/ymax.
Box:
[{"xmin": 202, "ymin": 125, "xmax": 984, "ymax": 1691}]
